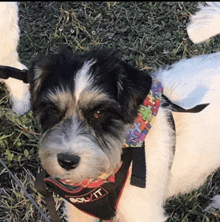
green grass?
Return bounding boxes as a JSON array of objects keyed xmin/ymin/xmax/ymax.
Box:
[{"xmin": 1, "ymin": 1, "xmax": 220, "ymax": 221}]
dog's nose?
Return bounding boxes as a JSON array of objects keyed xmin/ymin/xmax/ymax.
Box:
[{"xmin": 57, "ymin": 153, "xmax": 80, "ymax": 170}]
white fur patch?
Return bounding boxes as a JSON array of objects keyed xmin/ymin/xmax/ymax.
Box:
[
  {"xmin": 187, "ymin": 2, "xmax": 220, "ymax": 43},
  {"xmin": 74, "ymin": 60, "xmax": 96, "ymax": 103},
  {"xmin": 3, "ymin": 77, "xmax": 30, "ymax": 115},
  {"xmin": 47, "ymin": 87, "xmax": 72, "ymax": 108},
  {"xmin": 0, "ymin": 2, "xmax": 30, "ymax": 115},
  {"xmin": 155, "ymin": 52, "xmax": 220, "ymax": 109}
]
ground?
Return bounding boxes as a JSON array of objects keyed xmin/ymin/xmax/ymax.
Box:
[{"xmin": 1, "ymin": 2, "xmax": 220, "ymax": 222}]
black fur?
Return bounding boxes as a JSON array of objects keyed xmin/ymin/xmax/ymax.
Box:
[
  {"xmin": 29, "ymin": 48, "xmax": 152, "ymax": 128},
  {"xmin": 0, "ymin": 47, "xmax": 153, "ymax": 130}
]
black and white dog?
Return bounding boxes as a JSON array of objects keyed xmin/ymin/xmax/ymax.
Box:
[{"xmin": 1, "ymin": 2, "xmax": 220, "ymax": 222}]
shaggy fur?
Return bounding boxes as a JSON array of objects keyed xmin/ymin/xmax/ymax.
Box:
[
  {"xmin": 27, "ymin": 46, "xmax": 220, "ymax": 221},
  {"xmin": 27, "ymin": 48, "xmax": 174, "ymax": 222},
  {"xmin": 0, "ymin": 2, "xmax": 30, "ymax": 114},
  {"xmin": 187, "ymin": 2, "xmax": 220, "ymax": 44},
  {"xmin": 2, "ymin": 2, "xmax": 220, "ymax": 221},
  {"xmin": 186, "ymin": 1, "xmax": 220, "ymax": 212}
]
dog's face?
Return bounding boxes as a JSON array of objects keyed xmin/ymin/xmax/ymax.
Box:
[{"xmin": 28, "ymin": 48, "xmax": 152, "ymax": 182}]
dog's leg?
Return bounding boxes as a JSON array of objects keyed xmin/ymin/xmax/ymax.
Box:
[
  {"xmin": 3, "ymin": 75, "xmax": 30, "ymax": 115},
  {"xmin": 0, "ymin": 2, "xmax": 30, "ymax": 115},
  {"xmin": 116, "ymin": 108, "xmax": 175, "ymax": 222},
  {"xmin": 64, "ymin": 201, "xmax": 100, "ymax": 222}
]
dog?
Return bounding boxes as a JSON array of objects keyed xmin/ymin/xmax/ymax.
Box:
[
  {"xmin": 0, "ymin": 2, "xmax": 30, "ymax": 115},
  {"xmin": 1, "ymin": 2, "xmax": 220, "ymax": 222}
]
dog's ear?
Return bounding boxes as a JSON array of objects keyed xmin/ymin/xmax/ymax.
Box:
[
  {"xmin": 86, "ymin": 47, "xmax": 153, "ymax": 124},
  {"xmin": 0, "ymin": 65, "xmax": 29, "ymax": 83},
  {"xmin": 28, "ymin": 55, "xmax": 55, "ymax": 109},
  {"xmin": 117, "ymin": 61, "xmax": 152, "ymax": 123},
  {"xmin": 28, "ymin": 48, "xmax": 75, "ymax": 110}
]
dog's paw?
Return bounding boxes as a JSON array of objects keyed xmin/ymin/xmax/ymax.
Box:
[
  {"xmin": 3, "ymin": 78, "xmax": 31, "ymax": 115},
  {"xmin": 10, "ymin": 85, "xmax": 31, "ymax": 115}
]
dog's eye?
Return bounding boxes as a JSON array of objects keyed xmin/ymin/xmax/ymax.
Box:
[
  {"xmin": 93, "ymin": 110, "xmax": 106, "ymax": 119},
  {"xmin": 46, "ymin": 104, "xmax": 59, "ymax": 115}
]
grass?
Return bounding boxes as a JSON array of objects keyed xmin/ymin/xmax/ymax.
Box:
[{"xmin": 1, "ymin": 1, "xmax": 220, "ymax": 221}]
